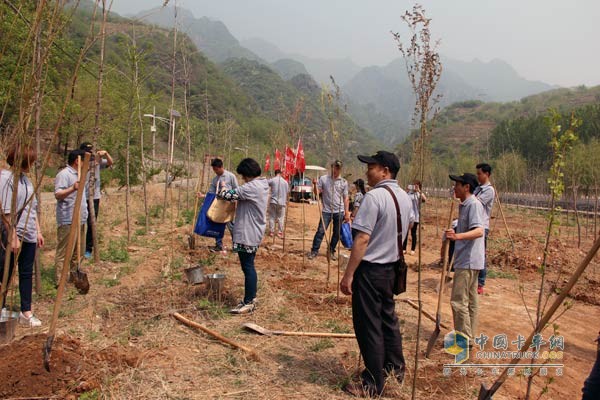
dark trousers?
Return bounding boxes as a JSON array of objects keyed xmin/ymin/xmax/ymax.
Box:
[
  {"xmin": 352, "ymin": 261, "xmax": 405, "ymax": 395},
  {"xmin": 238, "ymin": 251, "xmax": 257, "ymax": 304},
  {"xmin": 1, "ymin": 241, "xmax": 37, "ymax": 312},
  {"xmin": 478, "ymin": 229, "xmax": 489, "ymax": 287},
  {"xmin": 85, "ymin": 199, "xmax": 100, "ymax": 253},
  {"xmin": 582, "ymin": 339, "xmax": 600, "ymax": 400},
  {"xmin": 311, "ymin": 212, "xmax": 343, "ymax": 254},
  {"xmin": 402, "ymin": 222, "xmax": 419, "ymax": 252}
]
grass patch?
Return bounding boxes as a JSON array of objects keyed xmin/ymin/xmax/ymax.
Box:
[
  {"xmin": 196, "ymin": 298, "xmax": 228, "ymax": 320},
  {"xmin": 149, "ymin": 204, "xmax": 164, "ymax": 219},
  {"xmin": 487, "ymin": 269, "xmax": 517, "ymax": 280},
  {"xmin": 309, "ymin": 339, "xmax": 334, "ymax": 352},
  {"xmin": 323, "ymin": 320, "xmax": 352, "ymax": 334},
  {"xmin": 40, "ymin": 266, "xmax": 58, "ymax": 298},
  {"xmin": 100, "ymin": 239, "xmax": 129, "ymax": 263}
]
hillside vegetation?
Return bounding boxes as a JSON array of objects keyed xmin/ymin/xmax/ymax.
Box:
[{"xmin": 397, "ymin": 86, "xmax": 600, "ymax": 192}]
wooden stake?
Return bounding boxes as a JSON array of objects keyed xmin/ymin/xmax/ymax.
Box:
[
  {"xmin": 479, "ymin": 233, "xmax": 600, "ymax": 399},
  {"xmin": 494, "ymin": 189, "xmax": 515, "ymax": 251},
  {"xmin": 172, "ymin": 312, "xmax": 259, "ymax": 360}
]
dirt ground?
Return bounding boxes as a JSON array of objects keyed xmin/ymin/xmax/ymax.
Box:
[{"xmin": 1, "ymin": 181, "xmax": 599, "ymax": 399}]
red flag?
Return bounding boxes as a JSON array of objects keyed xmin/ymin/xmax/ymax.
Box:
[
  {"xmin": 295, "ymin": 139, "xmax": 305, "ymax": 173},
  {"xmin": 264, "ymin": 154, "xmax": 270, "ymax": 173},
  {"xmin": 274, "ymin": 149, "xmax": 282, "ymax": 171},
  {"xmin": 284, "ymin": 146, "xmax": 296, "ymax": 179}
]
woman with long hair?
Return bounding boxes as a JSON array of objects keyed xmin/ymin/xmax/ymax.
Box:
[{"xmin": 0, "ymin": 144, "xmax": 44, "ymax": 326}]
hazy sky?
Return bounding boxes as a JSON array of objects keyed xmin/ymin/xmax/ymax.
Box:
[{"xmin": 112, "ymin": 0, "xmax": 599, "ymax": 87}]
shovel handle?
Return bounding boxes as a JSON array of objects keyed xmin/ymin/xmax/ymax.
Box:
[
  {"xmin": 400, "ymin": 298, "xmax": 450, "ymax": 330},
  {"xmin": 172, "ymin": 312, "xmax": 260, "ymax": 360},
  {"xmin": 273, "ymin": 331, "xmax": 355, "ymax": 338}
]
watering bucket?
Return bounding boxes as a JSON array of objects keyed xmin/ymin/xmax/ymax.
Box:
[
  {"xmin": 206, "ymin": 273, "xmax": 226, "ymax": 302},
  {"xmin": 0, "ymin": 315, "xmax": 17, "ymax": 344},
  {"xmin": 184, "ymin": 265, "xmax": 204, "ymax": 285}
]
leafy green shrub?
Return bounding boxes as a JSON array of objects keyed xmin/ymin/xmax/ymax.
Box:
[{"xmin": 100, "ymin": 239, "xmax": 129, "ymax": 263}]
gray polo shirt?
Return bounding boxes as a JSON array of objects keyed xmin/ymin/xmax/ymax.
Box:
[
  {"xmin": 232, "ymin": 177, "xmax": 269, "ymax": 247},
  {"xmin": 453, "ymin": 195, "xmax": 485, "ymax": 270},
  {"xmin": 318, "ymin": 174, "xmax": 348, "ymax": 213},
  {"xmin": 473, "ymin": 182, "xmax": 495, "ymax": 230},
  {"xmin": 209, "ymin": 170, "xmax": 239, "ymax": 194},
  {"xmin": 352, "ymin": 180, "xmax": 411, "ymax": 264},
  {"xmin": 55, "ymin": 165, "xmax": 88, "ymax": 226},
  {"xmin": 268, "ymin": 175, "xmax": 289, "ymax": 206},
  {"xmin": 92, "ymin": 158, "xmax": 109, "ymax": 200},
  {"xmin": 0, "ymin": 171, "xmax": 38, "ymax": 243},
  {"xmin": 408, "ymin": 191, "xmax": 422, "ymax": 223}
]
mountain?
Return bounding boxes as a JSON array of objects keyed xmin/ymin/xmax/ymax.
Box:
[
  {"xmin": 221, "ymin": 58, "xmax": 381, "ymax": 164},
  {"xmin": 134, "ymin": 6, "xmax": 262, "ymax": 63},
  {"xmin": 241, "ymin": 37, "xmax": 361, "ymax": 86},
  {"xmin": 441, "ymin": 57, "xmax": 556, "ymax": 102},
  {"xmin": 343, "ymin": 57, "xmax": 556, "ymax": 145},
  {"xmin": 270, "ymin": 59, "xmax": 309, "ymax": 81}
]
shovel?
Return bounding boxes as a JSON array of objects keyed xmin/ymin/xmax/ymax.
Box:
[
  {"xmin": 44, "ymin": 153, "xmax": 91, "ymax": 371},
  {"xmin": 425, "ymin": 198, "xmax": 455, "ymax": 358},
  {"xmin": 243, "ymin": 322, "xmax": 355, "ymax": 338}
]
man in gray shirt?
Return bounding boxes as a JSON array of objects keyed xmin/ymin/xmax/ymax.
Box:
[
  {"xmin": 474, "ymin": 162, "xmax": 495, "ymax": 294},
  {"xmin": 54, "ymin": 150, "xmax": 88, "ymax": 281},
  {"xmin": 446, "ymin": 173, "xmax": 485, "ymax": 341},
  {"xmin": 267, "ymin": 169, "xmax": 289, "ymax": 238},
  {"xmin": 307, "ymin": 160, "xmax": 350, "ymax": 261},
  {"xmin": 340, "ymin": 151, "xmax": 411, "ymax": 397},
  {"xmin": 201, "ymin": 158, "xmax": 238, "ymax": 252},
  {"xmin": 80, "ymin": 142, "xmax": 113, "ymax": 258}
]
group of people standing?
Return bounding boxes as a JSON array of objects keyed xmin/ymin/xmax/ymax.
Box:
[
  {"xmin": 0, "ymin": 142, "xmax": 112, "ymax": 328},
  {"xmin": 201, "ymin": 151, "xmax": 495, "ymax": 397}
]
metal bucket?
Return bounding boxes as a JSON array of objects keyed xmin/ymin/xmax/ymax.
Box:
[
  {"xmin": 184, "ymin": 265, "xmax": 204, "ymax": 285},
  {"xmin": 206, "ymin": 273, "xmax": 226, "ymax": 302},
  {"xmin": 0, "ymin": 315, "xmax": 17, "ymax": 345}
]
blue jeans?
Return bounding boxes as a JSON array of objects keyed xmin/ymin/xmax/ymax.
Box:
[
  {"xmin": 238, "ymin": 251, "xmax": 257, "ymax": 304},
  {"xmin": 311, "ymin": 212, "xmax": 343, "ymax": 254},
  {"xmin": 478, "ymin": 229, "xmax": 489, "ymax": 287},
  {"xmin": 1, "ymin": 241, "xmax": 36, "ymax": 312},
  {"xmin": 215, "ymin": 222, "xmax": 234, "ymax": 248}
]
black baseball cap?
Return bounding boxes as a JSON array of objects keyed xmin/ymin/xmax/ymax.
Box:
[
  {"xmin": 80, "ymin": 142, "xmax": 93, "ymax": 153},
  {"xmin": 357, "ymin": 151, "xmax": 400, "ymax": 175},
  {"xmin": 331, "ymin": 160, "xmax": 343, "ymax": 167},
  {"xmin": 449, "ymin": 173, "xmax": 479, "ymax": 192}
]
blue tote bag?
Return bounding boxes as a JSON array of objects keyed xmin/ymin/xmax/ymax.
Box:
[
  {"xmin": 194, "ymin": 192, "xmax": 226, "ymax": 238},
  {"xmin": 340, "ymin": 222, "xmax": 353, "ymax": 249}
]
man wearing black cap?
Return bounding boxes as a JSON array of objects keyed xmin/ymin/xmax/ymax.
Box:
[
  {"xmin": 79, "ymin": 142, "xmax": 113, "ymax": 258},
  {"xmin": 307, "ymin": 160, "xmax": 350, "ymax": 260},
  {"xmin": 340, "ymin": 151, "xmax": 411, "ymax": 397},
  {"xmin": 446, "ymin": 173, "xmax": 485, "ymax": 342}
]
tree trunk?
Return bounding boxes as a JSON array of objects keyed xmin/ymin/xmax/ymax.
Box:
[
  {"xmin": 89, "ymin": 0, "xmax": 110, "ymax": 263},
  {"xmin": 132, "ymin": 24, "xmax": 149, "ymax": 234},
  {"xmin": 163, "ymin": 2, "xmax": 178, "ymax": 220}
]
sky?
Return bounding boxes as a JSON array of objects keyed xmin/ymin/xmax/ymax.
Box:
[{"xmin": 112, "ymin": 0, "xmax": 600, "ymax": 87}]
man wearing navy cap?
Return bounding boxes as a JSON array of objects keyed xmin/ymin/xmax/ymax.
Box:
[
  {"xmin": 340, "ymin": 151, "xmax": 412, "ymax": 397},
  {"xmin": 446, "ymin": 173, "xmax": 485, "ymax": 342}
]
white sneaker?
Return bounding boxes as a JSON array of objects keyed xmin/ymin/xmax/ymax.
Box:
[
  {"xmin": 19, "ymin": 312, "xmax": 42, "ymax": 327},
  {"xmin": 230, "ymin": 299, "xmax": 256, "ymax": 314},
  {"xmin": 410, "ymin": 250, "xmax": 415, "ymax": 255}
]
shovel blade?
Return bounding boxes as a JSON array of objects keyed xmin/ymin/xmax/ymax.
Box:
[
  {"xmin": 72, "ymin": 270, "xmax": 90, "ymax": 295},
  {"xmin": 478, "ymin": 384, "xmax": 492, "ymax": 400},
  {"xmin": 43, "ymin": 335, "xmax": 54, "ymax": 371},
  {"xmin": 242, "ymin": 322, "xmax": 273, "ymax": 336},
  {"xmin": 425, "ymin": 326, "xmax": 441, "ymax": 358}
]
